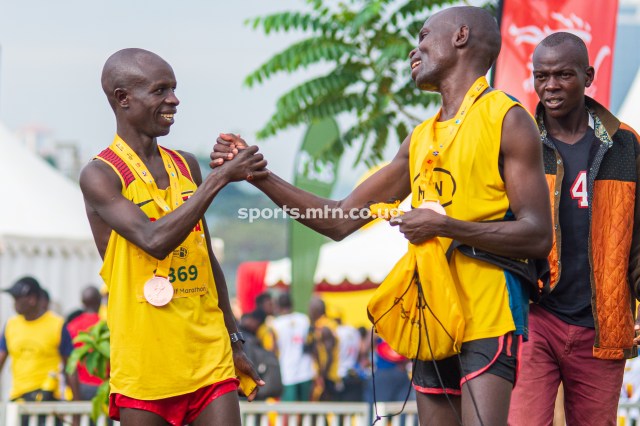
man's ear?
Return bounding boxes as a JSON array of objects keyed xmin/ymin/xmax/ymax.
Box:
[
  {"xmin": 453, "ymin": 25, "xmax": 470, "ymax": 48},
  {"xmin": 585, "ymin": 66, "xmax": 595, "ymax": 88},
  {"xmin": 114, "ymin": 88, "xmax": 129, "ymax": 108}
]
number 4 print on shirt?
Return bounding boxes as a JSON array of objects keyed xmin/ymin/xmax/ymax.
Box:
[{"xmin": 571, "ymin": 171, "xmax": 589, "ymax": 208}]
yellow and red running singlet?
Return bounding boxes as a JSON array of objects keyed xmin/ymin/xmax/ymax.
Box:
[{"xmin": 95, "ymin": 136, "xmax": 235, "ymax": 400}]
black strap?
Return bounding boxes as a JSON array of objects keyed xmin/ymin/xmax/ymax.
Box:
[{"xmin": 446, "ymin": 240, "xmax": 550, "ymax": 302}]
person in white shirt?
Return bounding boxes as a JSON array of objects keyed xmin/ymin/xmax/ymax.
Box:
[
  {"xmin": 272, "ymin": 293, "xmax": 315, "ymax": 401},
  {"xmin": 336, "ymin": 320, "xmax": 365, "ymax": 401}
]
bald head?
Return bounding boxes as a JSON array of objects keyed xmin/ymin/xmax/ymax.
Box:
[
  {"xmin": 434, "ymin": 6, "xmax": 501, "ymax": 71},
  {"xmin": 535, "ymin": 32, "xmax": 590, "ymax": 68},
  {"xmin": 81, "ymin": 285, "xmax": 102, "ymax": 313},
  {"xmin": 101, "ymin": 48, "xmax": 171, "ymax": 110}
]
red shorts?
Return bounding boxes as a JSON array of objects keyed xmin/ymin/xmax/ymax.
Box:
[{"xmin": 109, "ymin": 378, "xmax": 239, "ymax": 425}]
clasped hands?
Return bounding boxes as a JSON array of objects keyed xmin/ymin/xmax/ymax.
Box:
[{"xmin": 210, "ymin": 133, "xmax": 269, "ymax": 182}]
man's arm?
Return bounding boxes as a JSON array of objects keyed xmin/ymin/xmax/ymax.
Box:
[
  {"xmin": 0, "ymin": 351, "xmax": 7, "ymax": 373},
  {"xmin": 79, "ymin": 147, "xmax": 267, "ymax": 259},
  {"xmin": 392, "ymin": 105, "xmax": 552, "ymax": 259},
  {"xmin": 214, "ymin": 133, "xmax": 412, "ymax": 241}
]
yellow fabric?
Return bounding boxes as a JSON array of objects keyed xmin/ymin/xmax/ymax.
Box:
[
  {"xmin": 320, "ymin": 289, "xmax": 376, "ymax": 328},
  {"xmin": 97, "ymin": 139, "xmax": 235, "ymax": 399},
  {"xmin": 257, "ymin": 323, "xmax": 277, "ymax": 353},
  {"xmin": 313, "ymin": 316, "xmax": 340, "ymax": 383},
  {"xmin": 368, "ymin": 241, "xmax": 465, "ymax": 360},
  {"xmin": 4, "ymin": 311, "xmax": 64, "ymax": 399},
  {"xmin": 410, "ymin": 90, "xmax": 520, "ymax": 342}
]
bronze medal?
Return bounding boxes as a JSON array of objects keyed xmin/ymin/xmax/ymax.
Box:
[{"xmin": 144, "ymin": 276, "xmax": 174, "ymax": 307}]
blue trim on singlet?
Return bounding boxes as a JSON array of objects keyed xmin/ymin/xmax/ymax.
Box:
[
  {"xmin": 504, "ymin": 270, "xmax": 529, "ymax": 341},
  {"xmin": 501, "ymin": 207, "xmax": 529, "ymax": 340}
]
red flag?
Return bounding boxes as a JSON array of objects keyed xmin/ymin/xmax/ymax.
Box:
[{"xmin": 494, "ymin": 0, "xmax": 619, "ymax": 113}]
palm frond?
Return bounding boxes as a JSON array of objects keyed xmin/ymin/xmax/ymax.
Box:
[{"xmin": 244, "ymin": 37, "xmax": 357, "ymax": 87}]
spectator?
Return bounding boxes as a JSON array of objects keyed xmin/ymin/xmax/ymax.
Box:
[
  {"xmin": 308, "ymin": 297, "xmax": 340, "ymax": 401},
  {"xmin": 66, "ymin": 286, "xmax": 104, "ymax": 401},
  {"xmin": 254, "ymin": 292, "xmax": 277, "ymax": 353},
  {"xmin": 272, "ymin": 293, "xmax": 315, "ymax": 401},
  {"xmin": 335, "ymin": 319, "xmax": 365, "ymax": 402},
  {"xmin": 0, "ymin": 277, "xmax": 77, "ymax": 426}
]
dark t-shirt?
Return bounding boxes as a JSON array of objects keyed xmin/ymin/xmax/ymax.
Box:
[{"xmin": 540, "ymin": 128, "xmax": 596, "ymax": 328}]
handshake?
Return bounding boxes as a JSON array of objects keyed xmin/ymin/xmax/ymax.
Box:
[{"xmin": 209, "ymin": 133, "xmax": 269, "ymax": 183}]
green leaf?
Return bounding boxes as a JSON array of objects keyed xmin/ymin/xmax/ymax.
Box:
[
  {"xmin": 348, "ymin": 1, "xmax": 383, "ymax": 35},
  {"xmin": 246, "ymin": 12, "xmax": 335, "ymax": 34},
  {"xmin": 72, "ymin": 332, "xmax": 95, "ymax": 346},
  {"xmin": 91, "ymin": 381, "xmax": 110, "ymax": 422},
  {"xmin": 85, "ymin": 351, "xmax": 100, "ymax": 376},
  {"xmin": 243, "ymin": 0, "xmax": 472, "ymax": 166},
  {"xmin": 276, "ymin": 64, "xmax": 364, "ymax": 110},
  {"xmin": 97, "ymin": 340, "xmax": 110, "ymax": 358},
  {"xmin": 244, "ymin": 37, "xmax": 357, "ymax": 88}
]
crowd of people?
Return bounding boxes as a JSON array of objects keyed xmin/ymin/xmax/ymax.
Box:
[
  {"xmin": 236, "ymin": 291, "xmax": 413, "ymax": 406},
  {"xmin": 0, "ymin": 3, "xmax": 638, "ymax": 426}
]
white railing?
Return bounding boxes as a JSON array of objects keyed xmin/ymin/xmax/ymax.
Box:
[
  {"xmin": 4, "ymin": 401, "xmax": 112, "ymax": 426},
  {"xmin": 1, "ymin": 401, "xmax": 419, "ymax": 426},
  {"xmin": 12, "ymin": 401, "xmax": 640, "ymax": 426}
]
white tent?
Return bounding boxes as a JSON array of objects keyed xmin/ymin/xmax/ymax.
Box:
[
  {"xmin": 0, "ymin": 122, "xmax": 102, "ymax": 313},
  {"xmin": 264, "ymin": 219, "xmax": 408, "ymax": 288},
  {"xmin": 619, "ymin": 67, "xmax": 640, "ymax": 131},
  {"xmin": 0, "ymin": 122, "xmax": 102, "ymax": 398}
]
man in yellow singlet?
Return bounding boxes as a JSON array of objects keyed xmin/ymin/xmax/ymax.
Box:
[
  {"xmin": 79, "ymin": 48, "xmax": 268, "ymax": 426},
  {"xmin": 212, "ymin": 6, "xmax": 553, "ymax": 426}
]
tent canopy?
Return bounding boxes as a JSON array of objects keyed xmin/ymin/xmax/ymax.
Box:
[
  {"xmin": 0, "ymin": 122, "xmax": 93, "ymax": 244},
  {"xmin": 236, "ymin": 219, "xmax": 409, "ymax": 322}
]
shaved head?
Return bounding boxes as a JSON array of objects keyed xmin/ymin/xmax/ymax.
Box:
[
  {"xmin": 535, "ymin": 32, "xmax": 590, "ymax": 68},
  {"xmin": 101, "ymin": 48, "xmax": 171, "ymax": 109},
  {"xmin": 434, "ymin": 6, "xmax": 501, "ymax": 71}
]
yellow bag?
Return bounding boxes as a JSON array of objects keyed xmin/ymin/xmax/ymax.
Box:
[{"xmin": 367, "ymin": 239, "xmax": 465, "ymax": 361}]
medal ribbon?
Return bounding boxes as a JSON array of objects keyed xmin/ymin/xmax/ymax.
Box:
[
  {"xmin": 111, "ymin": 135, "xmax": 183, "ymax": 278},
  {"xmin": 417, "ymin": 76, "xmax": 489, "ymax": 200}
]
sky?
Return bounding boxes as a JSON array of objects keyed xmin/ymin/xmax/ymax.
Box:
[{"xmin": 0, "ymin": 0, "xmax": 373, "ymax": 186}]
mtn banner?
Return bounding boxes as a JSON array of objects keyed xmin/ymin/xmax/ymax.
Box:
[{"xmin": 494, "ymin": 0, "xmax": 618, "ymax": 113}]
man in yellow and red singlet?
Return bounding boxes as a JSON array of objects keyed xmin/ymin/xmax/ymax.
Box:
[
  {"xmin": 79, "ymin": 48, "xmax": 268, "ymax": 426},
  {"xmin": 212, "ymin": 6, "xmax": 553, "ymax": 425}
]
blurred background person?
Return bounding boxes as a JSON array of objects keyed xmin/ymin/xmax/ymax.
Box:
[
  {"xmin": 272, "ymin": 292, "xmax": 314, "ymax": 401},
  {"xmin": 66, "ymin": 285, "xmax": 104, "ymax": 401},
  {"xmin": 0, "ymin": 276, "xmax": 77, "ymax": 426}
]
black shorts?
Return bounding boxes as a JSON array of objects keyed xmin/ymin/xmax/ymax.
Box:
[{"xmin": 412, "ymin": 332, "xmax": 521, "ymax": 395}]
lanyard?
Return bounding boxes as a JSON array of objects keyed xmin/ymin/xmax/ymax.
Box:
[
  {"xmin": 111, "ymin": 135, "xmax": 183, "ymax": 277},
  {"xmin": 418, "ymin": 76, "xmax": 490, "ymax": 190}
]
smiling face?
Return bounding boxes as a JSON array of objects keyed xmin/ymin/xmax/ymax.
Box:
[
  {"xmin": 122, "ymin": 56, "xmax": 180, "ymax": 138},
  {"xmin": 409, "ymin": 10, "xmax": 457, "ymax": 92},
  {"xmin": 532, "ymin": 41, "xmax": 594, "ymax": 120}
]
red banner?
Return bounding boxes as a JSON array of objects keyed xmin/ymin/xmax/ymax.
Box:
[{"xmin": 494, "ymin": 0, "xmax": 619, "ymax": 114}]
